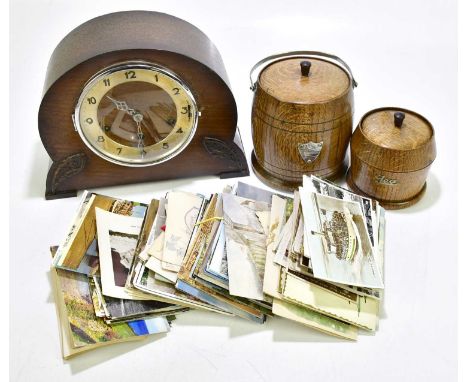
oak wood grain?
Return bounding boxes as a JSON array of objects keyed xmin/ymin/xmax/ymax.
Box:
[
  {"xmin": 38, "ymin": 11, "xmax": 249, "ymax": 199},
  {"xmin": 347, "ymin": 107, "xmax": 436, "ymax": 209},
  {"xmin": 251, "ymin": 57, "xmax": 354, "ymax": 191}
]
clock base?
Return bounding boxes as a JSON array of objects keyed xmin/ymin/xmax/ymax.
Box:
[
  {"xmin": 45, "ymin": 153, "xmax": 87, "ymax": 200},
  {"xmin": 44, "ymin": 130, "xmax": 250, "ymax": 199},
  {"xmin": 46, "ymin": 190, "xmax": 79, "ymax": 200}
]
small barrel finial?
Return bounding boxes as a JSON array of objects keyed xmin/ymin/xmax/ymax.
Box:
[
  {"xmin": 394, "ymin": 112, "xmax": 405, "ymax": 128},
  {"xmin": 300, "ymin": 61, "xmax": 311, "ymax": 77}
]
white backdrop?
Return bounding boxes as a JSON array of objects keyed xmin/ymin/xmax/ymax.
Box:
[{"xmin": 10, "ymin": 0, "xmax": 457, "ymax": 381}]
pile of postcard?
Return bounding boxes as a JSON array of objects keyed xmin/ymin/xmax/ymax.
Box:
[{"xmin": 50, "ymin": 174, "xmax": 385, "ymax": 358}]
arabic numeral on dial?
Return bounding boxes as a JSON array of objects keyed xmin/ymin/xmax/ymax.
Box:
[
  {"xmin": 87, "ymin": 97, "xmax": 96, "ymax": 104},
  {"xmin": 181, "ymin": 105, "xmax": 192, "ymax": 119},
  {"xmin": 97, "ymin": 136, "xmax": 104, "ymax": 142},
  {"xmin": 125, "ymin": 71, "xmax": 136, "ymax": 79},
  {"xmin": 172, "ymin": 87, "xmax": 180, "ymax": 95},
  {"xmin": 163, "ymin": 143, "xmax": 169, "ymax": 149},
  {"xmin": 116, "ymin": 147, "xmax": 122, "ymax": 154},
  {"xmin": 85, "ymin": 118, "xmax": 93, "ymax": 124},
  {"xmin": 154, "ymin": 74, "xmax": 159, "ymax": 82},
  {"xmin": 176, "ymin": 128, "xmax": 183, "ymax": 134},
  {"xmin": 103, "ymin": 78, "xmax": 110, "ymax": 86}
]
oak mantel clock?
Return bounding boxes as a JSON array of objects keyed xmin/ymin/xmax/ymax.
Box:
[{"xmin": 39, "ymin": 11, "xmax": 249, "ymax": 199}]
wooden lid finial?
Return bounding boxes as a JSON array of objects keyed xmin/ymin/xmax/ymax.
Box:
[
  {"xmin": 300, "ymin": 60, "xmax": 311, "ymax": 77},
  {"xmin": 394, "ymin": 112, "xmax": 405, "ymax": 128},
  {"xmin": 361, "ymin": 107, "xmax": 434, "ymax": 151}
]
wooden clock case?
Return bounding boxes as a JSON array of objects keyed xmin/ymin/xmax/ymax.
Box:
[{"xmin": 38, "ymin": 11, "xmax": 249, "ymax": 200}]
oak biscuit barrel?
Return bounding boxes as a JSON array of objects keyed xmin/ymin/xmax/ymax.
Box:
[
  {"xmin": 250, "ymin": 51, "xmax": 357, "ymax": 191},
  {"xmin": 346, "ymin": 107, "xmax": 437, "ymax": 209}
]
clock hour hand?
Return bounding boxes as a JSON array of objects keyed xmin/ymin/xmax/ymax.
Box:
[
  {"xmin": 106, "ymin": 95, "xmax": 131, "ymax": 112},
  {"xmin": 106, "ymin": 96, "xmax": 145, "ymax": 150},
  {"xmin": 106, "ymin": 96, "xmax": 143, "ymax": 122}
]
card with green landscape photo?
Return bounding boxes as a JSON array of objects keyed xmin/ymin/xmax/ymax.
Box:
[{"xmin": 54, "ymin": 268, "xmax": 142, "ymax": 349}]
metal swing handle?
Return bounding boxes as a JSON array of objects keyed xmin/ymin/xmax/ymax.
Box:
[{"xmin": 249, "ymin": 50, "xmax": 358, "ymax": 91}]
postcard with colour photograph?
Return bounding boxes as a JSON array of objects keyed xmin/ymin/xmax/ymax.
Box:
[
  {"xmin": 52, "ymin": 268, "xmax": 143, "ymax": 350},
  {"xmin": 54, "ymin": 191, "xmax": 147, "ymax": 275}
]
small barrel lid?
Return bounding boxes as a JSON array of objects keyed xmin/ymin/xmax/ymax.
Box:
[
  {"xmin": 258, "ymin": 57, "xmax": 351, "ymax": 104},
  {"xmin": 361, "ymin": 108, "xmax": 434, "ymax": 150},
  {"xmin": 352, "ymin": 107, "xmax": 436, "ymax": 172}
]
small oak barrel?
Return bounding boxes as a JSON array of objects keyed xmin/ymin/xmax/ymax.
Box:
[
  {"xmin": 250, "ymin": 51, "xmax": 357, "ymax": 191},
  {"xmin": 346, "ymin": 107, "xmax": 436, "ymax": 209}
]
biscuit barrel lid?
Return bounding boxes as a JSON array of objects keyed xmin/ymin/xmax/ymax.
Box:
[
  {"xmin": 250, "ymin": 51, "xmax": 357, "ymax": 104},
  {"xmin": 357, "ymin": 107, "xmax": 436, "ymax": 171}
]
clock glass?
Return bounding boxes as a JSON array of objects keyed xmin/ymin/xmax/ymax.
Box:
[{"xmin": 74, "ymin": 62, "xmax": 198, "ymax": 166}]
